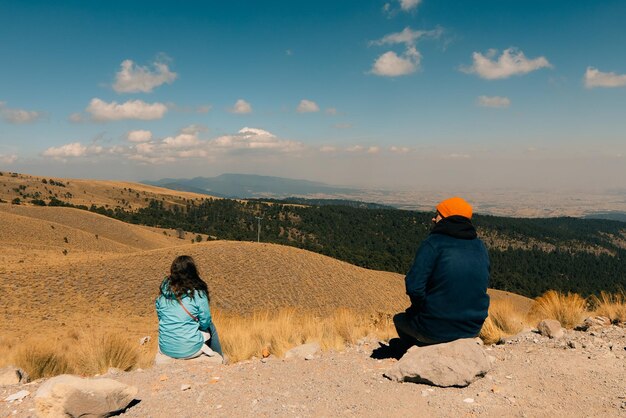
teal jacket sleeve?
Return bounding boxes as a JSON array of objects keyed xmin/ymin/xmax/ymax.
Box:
[
  {"xmin": 404, "ymin": 240, "xmax": 436, "ymax": 310},
  {"xmin": 194, "ymin": 291, "xmax": 213, "ymax": 332}
]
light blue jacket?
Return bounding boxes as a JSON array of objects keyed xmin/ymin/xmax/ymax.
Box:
[{"xmin": 156, "ymin": 278, "xmax": 215, "ymax": 358}]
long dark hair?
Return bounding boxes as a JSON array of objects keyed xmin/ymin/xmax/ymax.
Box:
[{"xmin": 167, "ymin": 255, "xmax": 209, "ymax": 301}]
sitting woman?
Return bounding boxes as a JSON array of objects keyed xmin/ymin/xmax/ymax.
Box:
[{"xmin": 156, "ymin": 255, "xmax": 224, "ymax": 362}]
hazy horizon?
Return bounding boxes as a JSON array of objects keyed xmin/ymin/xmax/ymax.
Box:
[{"xmin": 1, "ymin": 1, "xmax": 625, "ymax": 193}]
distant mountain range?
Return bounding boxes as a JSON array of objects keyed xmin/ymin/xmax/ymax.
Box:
[
  {"xmin": 143, "ymin": 173, "xmax": 360, "ymax": 199},
  {"xmin": 584, "ymin": 211, "xmax": 626, "ymax": 222}
]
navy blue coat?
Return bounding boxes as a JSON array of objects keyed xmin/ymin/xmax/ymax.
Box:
[{"xmin": 405, "ymin": 219, "xmax": 490, "ymax": 343}]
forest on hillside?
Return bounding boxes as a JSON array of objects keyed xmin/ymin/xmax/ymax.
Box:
[{"xmin": 48, "ymin": 196, "xmax": 626, "ymax": 298}]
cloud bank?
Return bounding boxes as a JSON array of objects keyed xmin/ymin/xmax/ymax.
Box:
[{"xmin": 86, "ymin": 98, "xmax": 168, "ymax": 121}]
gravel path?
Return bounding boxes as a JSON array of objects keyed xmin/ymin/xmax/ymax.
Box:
[{"xmin": 3, "ymin": 324, "xmax": 625, "ymax": 417}]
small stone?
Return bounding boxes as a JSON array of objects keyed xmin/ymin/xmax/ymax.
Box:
[
  {"xmin": 304, "ymin": 354, "xmax": 316, "ymax": 361},
  {"xmin": 537, "ymin": 319, "xmax": 564, "ymax": 339},
  {"xmin": 567, "ymin": 340, "xmax": 579, "ymax": 349},
  {"xmin": 181, "ymin": 384, "xmax": 191, "ymax": 391},
  {"xmin": 491, "ymin": 386, "xmax": 502, "ymax": 393},
  {"xmin": 505, "ymin": 375, "xmax": 513, "ymax": 380},
  {"xmin": 159, "ymin": 374, "xmax": 168, "ymax": 381},
  {"xmin": 262, "ymin": 347, "xmax": 271, "ymax": 358},
  {"xmin": 139, "ymin": 336, "xmax": 151, "ymax": 345},
  {"xmin": 463, "ymin": 398, "xmax": 475, "ymax": 404},
  {"xmin": 285, "ymin": 342, "xmax": 321, "ymax": 360},
  {"xmin": 4, "ymin": 390, "xmax": 30, "ymax": 402}
]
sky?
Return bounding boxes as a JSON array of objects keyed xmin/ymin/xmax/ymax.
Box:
[{"xmin": 1, "ymin": 0, "xmax": 625, "ymax": 191}]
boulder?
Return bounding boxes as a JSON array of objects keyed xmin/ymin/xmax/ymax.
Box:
[
  {"xmin": 384, "ymin": 338, "xmax": 491, "ymax": 387},
  {"xmin": 0, "ymin": 366, "xmax": 29, "ymax": 386},
  {"xmin": 35, "ymin": 374, "xmax": 138, "ymax": 418},
  {"xmin": 537, "ymin": 319, "xmax": 564, "ymax": 339},
  {"xmin": 284, "ymin": 342, "xmax": 321, "ymax": 360}
]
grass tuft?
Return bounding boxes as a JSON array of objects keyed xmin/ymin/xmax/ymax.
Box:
[
  {"xmin": 529, "ymin": 290, "xmax": 587, "ymax": 329},
  {"xmin": 479, "ymin": 316, "xmax": 502, "ymax": 345},
  {"xmin": 13, "ymin": 343, "xmax": 72, "ymax": 379},
  {"xmin": 75, "ymin": 332, "xmax": 140, "ymax": 375},
  {"xmin": 589, "ymin": 290, "xmax": 626, "ymax": 323}
]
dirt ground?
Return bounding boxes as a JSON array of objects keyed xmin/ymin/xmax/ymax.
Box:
[{"xmin": 3, "ymin": 324, "xmax": 625, "ymax": 418}]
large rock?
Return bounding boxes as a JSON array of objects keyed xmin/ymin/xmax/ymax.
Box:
[
  {"xmin": 284, "ymin": 342, "xmax": 321, "ymax": 360},
  {"xmin": 384, "ymin": 338, "xmax": 491, "ymax": 387},
  {"xmin": 35, "ymin": 374, "xmax": 138, "ymax": 418},
  {"xmin": 0, "ymin": 366, "xmax": 29, "ymax": 386},
  {"xmin": 537, "ymin": 319, "xmax": 564, "ymax": 339}
]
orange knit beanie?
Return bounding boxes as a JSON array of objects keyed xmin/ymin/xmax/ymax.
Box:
[{"xmin": 436, "ymin": 197, "xmax": 473, "ymax": 219}]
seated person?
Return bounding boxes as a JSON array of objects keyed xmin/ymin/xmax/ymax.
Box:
[
  {"xmin": 394, "ymin": 197, "xmax": 490, "ymax": 346},
  {"xmin": 156, "ymin": 255, "xmax": 224, "ymax": 362}
]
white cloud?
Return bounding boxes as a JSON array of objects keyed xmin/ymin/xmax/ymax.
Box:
[
  {"xmin": 0, "ymin": 154, "xmax": 17, "ymax": 164},
  {"xmin": 0, "ymin": 102, "xmax": 43, "ymax": 124},
  {"xmin": 400, "ymin": 0, "xmax": 421, "ymax": 11},
  {"xmin": 462, "ymin": 48, "xmax": 552, "ymax": 80},
  {"xmin": 127, "ymin": 130, "xmax": 153, "ymax": 142},
  {"xmin": 371, "ymin": 27, "xmax": 442, "ymax": 47},
  {"xmin": 135, "ymin": 142, "xmax": 154, "ymax": 155},
  {"xmin": 112, "ymin": 59, "xmax": 177, "ymax": 93},
  {"xmin": 367, "ymin": 146, "xmax": 380, "ymax": 154},
  {"xmin": 163, "ymin": 133, "xmax": 200, "ymax": 148},
  {"xmin": 319, "ymin": 146, "xmax": 337, "ymax": 153},
  {"xmin": 212, "ymin": 127, "xmax": 302, "ymax": 151},
  {"xmin": 477, "ymin": 95, "xmax": 511, "ymax": 108},
  {"xmin": 346, "ymin": 145, "xmax": 364, "ymax": 152},
  {"xmin": 43, "ymin": 142, "xmax": 88, "ymax": 158},
  {"xmin": 371, "ymin": 47, "xmax": 421, "ymax": 77},
  {"xmin": 230, "ymin": 99, "xmax": 252, "ymax": 114},
  {"xmin": 86, "ymin": 98, "xmax": 168, "ymax": 121},
  {"xmin": 297, "ymin": 99, "xmax": 320, "ymax": 113},
  {"xmin": 325, "ymin": 108, "xmax": 337, "ymax": 115},
  {"xmin": 390, "ymin": 146, "xmax": 410, "ymax": 153},
  {"xmin": 584, "ymin": 67, "xmax": 626, "ymax": 88}
]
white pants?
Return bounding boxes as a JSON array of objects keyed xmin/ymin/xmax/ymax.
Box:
[{"xmin": 158, "ymin": 331, "xmax": 216, "ymax": 360}]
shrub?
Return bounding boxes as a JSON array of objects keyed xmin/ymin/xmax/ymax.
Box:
[
  {"xmin": 13, "ymin": 344, "xmax": 72, "ymax": 379},
  {"xmin": 75, "ymin": 333, "xmax": 140, "ymax": 375},
  {"xmin": 479, "ymin": 316, "xmax": 502, "ymax": 345},
  {"xmin": 589, "ymin": 290, "xmax": 626, "ymax": 323},
  {"xmin": 11, "ymin": 198, "xmax": 20, "ymax": 205},
  {"xmin": 529, "ymin": 290, "xmax": 587, "ymax": 329}
]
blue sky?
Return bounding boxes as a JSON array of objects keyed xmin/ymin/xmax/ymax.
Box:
[{"xmin": 1, "ymin": 0, "xmax": 625, "ymax": 190}]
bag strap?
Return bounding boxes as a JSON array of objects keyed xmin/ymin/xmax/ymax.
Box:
[{"xmin": 176, "ymin": 295, "xmax": 199, "ymax": 322}]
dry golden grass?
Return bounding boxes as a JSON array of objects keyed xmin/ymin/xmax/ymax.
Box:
[
  {"xmin": 74, "ymin": 332, "xmax": 141, "ymax": 375},
  {"xmin": 13, "ymin": 343, "xmax": 73, "ymax": 379},
  {"xmin": 589, "ymin": 290, "xmax": 626, "ymax": 323},
  {"xmin": 529, "ymin": 290, "xmax": 587, "ymax": 329},
  {"xmin": 8, "ymin": 331, "xmax": 150, "ymax": 378},
  {"xmin": 214, "ymin": 308, "xmax": 396, "ymax": 363},
  {"xmin": 479, "ymin": 316, "xmax": 502, "ymax": 345},
  {"xmin": 479, "ymin": 298, "xmax": 529, "ymax": 344}
]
